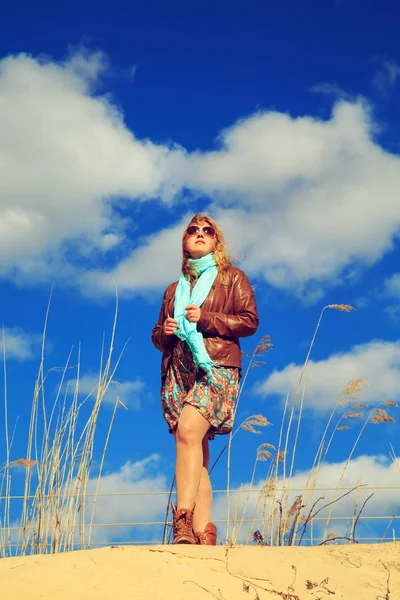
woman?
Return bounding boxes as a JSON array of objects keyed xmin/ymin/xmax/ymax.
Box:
[{"xmin": 151, "ymin": 213, "xmax": 259, "ymax": 545}]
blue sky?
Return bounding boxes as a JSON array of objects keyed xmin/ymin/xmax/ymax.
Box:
[{"xmin": 1, "ymin": 0, "xmax": 400, "ymax": 546}]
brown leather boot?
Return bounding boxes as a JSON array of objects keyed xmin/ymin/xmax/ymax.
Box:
[
  {"xmin": 171, "ymin": 503, "xmax": 197, "ymax": 544},
  {"xmin": 194, "ymin": 522, "xmax": 217, "ymax": 545}
]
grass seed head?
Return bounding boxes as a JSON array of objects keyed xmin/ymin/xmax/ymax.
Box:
[
  {"xmin": 370, "ymin": 408, "xmax": 395, "ymax": 424},
  {"xmin": 252, "ymin": 414, "xmax": 271, "ymax": 427},
  {"xmin": 241, "ymin": 422, "xmax": 260, "ymax": 434},
  {"xmin": 338, "ymin": 396, "xmax": 352, "ymax": 407},
  {"xmin": 383, "ymin": 400, "xmax": 398, "ymax": 407},
  {"xmin": 241, "ymin": 414, "xmax": 272, "ymax": 434},
  {"xmin": 341, "ymin": 378, "xmax": 368, "ymax": 395},
  {"xmin": 327, "ymin": 304, "xmax": 356, "ymax": 313},
  {"xmin": 252, "ymin": 360, "xmax": 267, "ymax": 368},
  {"xmin": 336, "ymin": 425, "xmax": 352, "ymax": 431},
  {"xmin": 287, "ymin": 496, "xmax": 303, "ymax": 519},
  {"xmin": 9, "ymin": 458, "xmax": 38, "ymax": 468},
  {"xmin": 255, "ymin": 335, "xmax": 273, "ymax": 356},
  {"xmin": 345, "ymin": 411, "xmax": 363, "ymax": 419},
  {"xmin": 257, "ymin": 442, "xmax": 276, "ymax": 461},
  {"xmin": 262, "ymin": 478, "xmax": 276, "ymax": 497},
  {"xmin": 276, "ymin": 450, "xmax": 286, "ymax": 462},
  {"xmin": 339, "ymin": 378, "xmax": 368, "ymax": 405},
  {"xmin": 258, "ymin": 450, "xmax": 273, "ymax": 461}
]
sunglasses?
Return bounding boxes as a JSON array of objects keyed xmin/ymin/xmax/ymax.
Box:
[{"xmin": 186, "ymin": 225, "xmax": 216, "ymax": 238}]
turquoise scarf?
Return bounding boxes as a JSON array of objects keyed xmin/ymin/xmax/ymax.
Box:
[{"xmin": 174, "ymin": 253, "xmax": 218, "ymax": 377}]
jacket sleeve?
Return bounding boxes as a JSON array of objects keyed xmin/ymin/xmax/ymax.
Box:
[
  {"xmin": 151, "ymin": 286, "xmax": 175, "ymax": 353},
  {"xmin": 197, "ymin": 270, "xmax": 259, "ymax": 338}
]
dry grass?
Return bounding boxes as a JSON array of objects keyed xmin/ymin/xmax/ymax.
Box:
[
  {"xmin": 222, "ymin": 303, "xmax": 398, "ymax": 547},
  {"xmin": 0, "ymin": 292, "xmax": 127, "ymax": 557},
  {"xmin": 1, "ymin": 296, "xmax": 398, "ymax": 554}
]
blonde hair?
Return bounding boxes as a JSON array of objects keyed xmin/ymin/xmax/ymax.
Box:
[{"xmin": 182, "ymin": 213, "xmax": 233, "ymax": 284}]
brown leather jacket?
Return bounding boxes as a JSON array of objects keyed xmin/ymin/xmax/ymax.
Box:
[{"xmin": 151, "ymin": 267, "xmax": 259, "ymax": 379}]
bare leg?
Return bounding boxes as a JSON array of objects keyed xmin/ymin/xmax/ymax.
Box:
[
  {"xmin": 193, "ymin": 435, "xmax": 212, "ymax": 532},
  {"xmin": 175, "ymin": 405, "xmax": 210, "ymax": 510}
]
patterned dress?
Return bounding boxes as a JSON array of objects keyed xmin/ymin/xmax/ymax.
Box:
[{"xmin": 161, "ymin": 340, "xmax": 239, "ymax": 440}]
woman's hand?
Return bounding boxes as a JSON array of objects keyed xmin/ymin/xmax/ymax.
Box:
[
  {"xmin": 185, "ymin": 305, "xmax": 201, "ymax": 323},
  {"xmin": 163, "ymin": 317, "xmax": 179, "ymax": 336}
]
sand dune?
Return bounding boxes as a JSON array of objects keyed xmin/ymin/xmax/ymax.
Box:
[{"xmin": 1, "ymin": 542, "xmax": 399, "ymax": 599}]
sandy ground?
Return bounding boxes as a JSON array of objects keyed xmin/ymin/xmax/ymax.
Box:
[{"xmin": 1, "ymin": 542, "xmax": 399, "ymax": 599}]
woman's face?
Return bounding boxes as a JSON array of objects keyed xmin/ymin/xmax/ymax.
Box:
[{"xmin": 184, "ymin": 222, "xmax": 217, "ymax": 259}]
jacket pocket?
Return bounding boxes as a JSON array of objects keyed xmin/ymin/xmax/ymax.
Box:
[{"xmin": 204, "ymin": 337, "xmax": 232, "ymax": 363}]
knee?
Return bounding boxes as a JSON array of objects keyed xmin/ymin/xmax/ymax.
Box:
[{"xmin": 176, "ymin": 422, "xmax": 199, "ymax": 446}]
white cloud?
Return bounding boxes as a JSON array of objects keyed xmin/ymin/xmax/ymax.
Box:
[
  {"xmin": 97, "ymin": 100, "xmax": 400, "ymax": 299},
  {"xmin": 309, "ymin": 83, "xmax": 350, "ymax": 98},
  {"xmin": 2, "ymin": 48, "xmax": 400, "ymax": 300},
  {"xmin": 90, "ymin": 454, "xmax": 400, "ymax": 546},
  {"xmin": 84, "ymin": 454, "xmax": 169, "ymax": 544},
  {"xmin": 384, "ymin": 273, "xmax": 400, "ymax": 298},
  {"xmin": 77, "ymin": 453, "xmax": 400, "ymax": 546},
  {"xmin": 80, "ymin": 217, "xmax": 186, "ymax": 296},
  {"xmin": 258, "ymin": 340, "xmax": 400, "ymax": 410},
  {"xmin": 5, "ymin": 454, "xmax": 169, "ymax": 549},
  {"xmin": 67, "ymin": 373, "xmax": 146, "ymax": 408},
  {"xmin": 177, "ymin": 102, "xmax": 370, "ymax": 194},
  {"xmin": 0, "ymin": 50, "xmax": 177, "ymax": 286},
  {"xmin": 7, "ymin": 453, "xmax": 398, "ymax": 549},
  {"xmin": 213, "ymin": 454, "xmax": 400, "ymax": 544},
  {"xmin": 176, "ymin": 102, "xmax": 400, "ymax": 296},
  {"xmin": 1, "ymin": 327, "xmax": 42, "ymax": 360},
  {"xmin": 371, "ymin": 58, "xmax": 400, "ymax": 95}
]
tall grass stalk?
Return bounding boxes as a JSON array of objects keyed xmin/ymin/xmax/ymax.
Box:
[
  {"xmin": 225, "ymin": 336, "xmax": 272, "ymax": 542},
  {"xmin": 0, "ymin": 293, "xmax": 126, "ymax": 557},
  {"xmin": 289, "ymin": 379, "xmax": 367, "ymax": 545},
  {"xmin": 233, "ymin": 442, "xmax": 275, "ymax": 543},
  {"xmin": 268, "ymin": 306, "xmax": 338, "ymax": 545},
  {"xmin": 221, "ymin": 305, "xmax": 339, "ymax": 545},
  {"xmin": 226, "ymin": 303, "xmax": 398, "ymax": 548},
  {"xmin": 2, "ymin": 327, "xmax": 11, "ymax": 555},
  {"xmin": 322, "ymin": 400, "xmax": 396, "ymax": 539},
  {"xmin": 238, "ymin": 304, "xmax": 395, "ymax": 547},
  {"xmin": 87, "ymin": 395, "xmax": 127, "ymax": 548}
]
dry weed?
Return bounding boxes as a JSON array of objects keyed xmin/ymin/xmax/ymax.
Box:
[
  {"xmin": 345, "ymin": 412, "xmax": 363, "ymax": 419},
  {"xmin": 276, "ymin": 450, "xmax": 286, "ymax": 462},
  {"xmin": 262, "ymin": 478, "xmax": 276, "ymax": 498},
  {"xmin": 241, "ymin": 414, "xmax": 271, "ymax": 434},
  {"xmin": 339, "ymin": 378, "xmax": 368, "ymax": 405},
  {"xmin": 255, "ymin": 335, "xmax": 273, "ymax": 356},
  {"xmin": 370, "ymin": 409, "xmax": 395, "ymax": 424},
  {"xmin": 383, "ymin": 400, "xmax": 398, "ymax": 407},
  {"xmin": 8, "ymin": 459, "xmax": 38, "ymax": 469},
  {"xmin": 257, "ymin": 443, "xmax": 276, "ymax": 461},
  {"xmin": 327, "ymin": 304, "xmax": 356, "ymax": 312}
]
